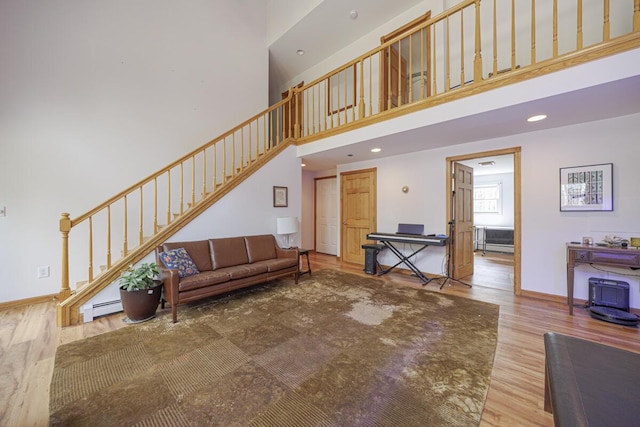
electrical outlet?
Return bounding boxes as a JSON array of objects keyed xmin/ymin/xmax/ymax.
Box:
[
  {"xmin": 37, "ymin": 266, "xmax": 50, "ymax": 279},
  {"xmin": 0, "ymin": 206, "xmax": 5, "ymax": 217}
]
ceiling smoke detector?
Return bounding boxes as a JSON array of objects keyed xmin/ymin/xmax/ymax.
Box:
[{"xmin": 350, "ymin": 10, "xmax": 358, "ymax": 20}]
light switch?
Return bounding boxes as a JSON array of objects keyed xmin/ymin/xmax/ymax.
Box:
[{"xmin": 37, "ymin": 266, "xmax": 50, "ymax": 278}]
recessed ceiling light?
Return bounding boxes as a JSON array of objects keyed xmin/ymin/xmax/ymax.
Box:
[
  {"xmin": 350, "ymin": 10, "xmax": 358, "ymax": 19},
  {"xmin": 301, "ymin": 163, "xmax": 306, "ymax": 167},
  {"xmin": 479, "ymin": 161, "xmax": 495, "ymax": 167},
  {"xmin": 296, "ymin": 49, "xmax": 305, "ymax": 56},
  {"xmin": 527, "ymin": 114, "xmax": 547, "ymax": 122},
  {"xmin": 371, "ymin": 148, "xmax": 381, "ymax": 153}
]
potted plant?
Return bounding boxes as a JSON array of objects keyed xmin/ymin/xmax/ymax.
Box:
[{"xmin": 118, "ymin": 262, "xmax": 163, "ymax": 323}]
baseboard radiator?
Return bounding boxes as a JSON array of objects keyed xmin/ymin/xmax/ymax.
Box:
[
  {"xmin": 81, "ymin": 300, "xmax": 123, "ymax": 322},
  {"xmin": 475, "ymin": 226, "xmax": 514, "ymax": 253}
]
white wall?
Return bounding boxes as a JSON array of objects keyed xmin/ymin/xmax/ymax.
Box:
[
  {"xmin": 519, "ymin": 115, "xmax": 640, "ymax": 305},
  {"xmin": 326, "ymin": 113, "xmax": 640, "ymax": 307},
  {"xmin": 0, "ymin": 0, "xmax": 268, "ymax": 303},
  {"xmin": 266, "ymin": 0, "xmax": 324, "ymax": 45}
]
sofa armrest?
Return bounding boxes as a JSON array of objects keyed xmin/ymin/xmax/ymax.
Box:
[
  {"xmin": 159, "ymin": 267, "xmax": 180, "ymax": 304},
  {"xmin": 276, "ymin": 246, "xmax": 299, "ymax": 260}
]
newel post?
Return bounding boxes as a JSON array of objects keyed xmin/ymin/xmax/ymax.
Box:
[
  {"xmin": 473, "ymin": 0, "xmax": 483, "ymax": 83},
  {"xmin": 59, "ymin": 213, "xmax": 72, "ymax": 301}
]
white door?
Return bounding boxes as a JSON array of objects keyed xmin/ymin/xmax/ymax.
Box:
[{"xmin": 315, "ymin": 177, "xmax": 337, "ymax": 255}]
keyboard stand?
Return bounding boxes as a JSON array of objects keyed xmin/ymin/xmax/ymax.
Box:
[{"xmin": 376, "ymin": 241, "xmax": 434, "ymax": 284}]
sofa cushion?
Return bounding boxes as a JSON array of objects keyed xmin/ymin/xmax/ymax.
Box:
[
  {"xmin": 178, "ymin": 270, "xmax": 230, "ymax": 292},
  {"xmin": 253, "ymin": 258, "xmax": 298, "ymax": 273},
  {"xmin": 216, "ymin": 263, "xmax": 269, "ymax": 280},
  {"xmin": 158, "ymin": 248, "xmax": 200, "ymax": 278},
  {"xmin": 244, "ymin": 235, "xmax": 278, "ymax": 263},
  {"xmin": 161, "ymin": 240, "xmax": 213, "ymax": 272},
  {"xmin": 209, "ymin": 237, "xmax": 249, "ymax": 270}
]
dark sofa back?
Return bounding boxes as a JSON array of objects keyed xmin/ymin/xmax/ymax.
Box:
[
  {"xmin": 209, "ymin": 237, "xmax": 249, "ymax": 269},
  {"xmin": 244, "ymin": 234, "xmax": 278, "ymax": 263}
]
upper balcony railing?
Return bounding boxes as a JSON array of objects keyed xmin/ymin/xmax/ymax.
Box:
[{"xmin": 288, "ymin": 0, "xmax": 640, "ymax": 143}]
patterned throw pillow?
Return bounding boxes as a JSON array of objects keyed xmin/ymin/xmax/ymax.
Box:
[{"xmin": 158, "ymin": 248, "xmax": 200, "ymax": 278}]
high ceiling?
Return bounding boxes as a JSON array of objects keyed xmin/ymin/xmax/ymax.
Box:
[
  {"xmin": 268, "ymin": 1, "xmax": 640, "ymax": 172},
  {"xmin": 268, "ymin": 0, "xmax": 423, "ymax": 95}
]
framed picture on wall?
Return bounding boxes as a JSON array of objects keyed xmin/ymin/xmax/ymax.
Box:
[
  {"xmin": 273, "ymin": 186, "xmax": 288, "ymax": 207},
  {"xmin": 560, "ymin": 163, "xmax": 613, "ymax": 211}
]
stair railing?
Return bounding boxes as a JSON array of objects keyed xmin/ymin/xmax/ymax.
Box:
[
  {"xmin": 293, "ymin": 0, "xmax": 640, "ymax": 143},
  {"xmin": 58, "ymin": 92, "xmax": 295, "ymax": 314}
]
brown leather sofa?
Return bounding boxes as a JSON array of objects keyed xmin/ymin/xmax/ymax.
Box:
[{"xmin": 156, "ymin": 234, "xmax": 299, "ymax": 322}]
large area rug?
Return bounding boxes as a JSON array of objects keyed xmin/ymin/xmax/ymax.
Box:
[{"xmin": 50, "ymin": 269, "xmax": 499, "ymax": 426}]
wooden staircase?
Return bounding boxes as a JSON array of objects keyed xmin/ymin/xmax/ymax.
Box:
[{"xmin": 57, "ymin": 96, "xmax": 295, "ymax": 326}]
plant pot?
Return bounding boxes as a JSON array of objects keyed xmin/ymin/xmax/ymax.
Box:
[{"xmin": 119, "ymin": 281, "xmax": 163, "ymax": 323}]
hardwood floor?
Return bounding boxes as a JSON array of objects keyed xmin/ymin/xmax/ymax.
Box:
[
  {"xmin": 2, "ymin": 251, "xmax": 639, "ymax": 426},
  {"xmin": 464, "ymin": 251, "xmax": 515, "ymax": 291}
]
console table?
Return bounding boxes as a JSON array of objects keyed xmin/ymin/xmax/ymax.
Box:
[{"xmin": 566, "ymin": 243, "xmax": 640, "ymax": 315}]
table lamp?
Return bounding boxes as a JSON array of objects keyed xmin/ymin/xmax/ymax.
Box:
[{"xmin": 276, "ymin": 217, "xmax": 298, "ymax": 248}]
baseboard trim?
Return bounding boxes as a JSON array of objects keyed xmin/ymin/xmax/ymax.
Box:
[
  {"xmin": 520, "ymin": 289, "xmax": 640, "ymax": 315},
  {"xmin": 0, "ymin": 293, "xmax": 58, "ymax": 311},
  {"xmin": 520, "ymin": 289, "xmax": 568, "ymax": 304}
]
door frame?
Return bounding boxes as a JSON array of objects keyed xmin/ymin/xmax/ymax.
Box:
[{"xmin": 446, "ymin": 147, "xmax": 521, "ymax": 295}]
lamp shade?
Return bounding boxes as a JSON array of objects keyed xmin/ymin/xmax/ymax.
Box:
[{"xmin": 276, "ymin": 217, "xmax": 298, "ymax": 235}]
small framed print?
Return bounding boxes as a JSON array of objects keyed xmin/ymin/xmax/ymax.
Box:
[
  {"xmin": 273, "ymin": 186, "xmax": 288, "ymax": 207},
  {"xmin": 560, "ymin": 163, "xmax": 613, "ymax": 211}
]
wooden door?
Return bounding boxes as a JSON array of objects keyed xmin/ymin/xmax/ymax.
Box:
[
  {"xmin": 452, "ymin": 162, "xmax": 474, "ymax": 278},
  {"xmin": 380, "ymin": 11, "xmax": 431, "ymax": 111},
  {"xmin": 341, "ymin": 169, "xmax": 377, "ymax": 265},
  {"xmin": 315, "ymin": 176, "xmax": 337, "ymax": 255},
  {"xmin": 281, "ymin": 81, "xmax": 304, "ymax": 139},
  {"xmin": 381, "ymin": 46, "xmax": 407, "ymax": 110}
]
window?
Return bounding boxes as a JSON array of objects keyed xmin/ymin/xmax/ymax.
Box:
[{"xmin": 474, "ymin": 183, "xmax": 501, "ymax": 213}]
